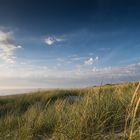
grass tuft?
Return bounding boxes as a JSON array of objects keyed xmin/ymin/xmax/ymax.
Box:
[{"xmin": 0, "ymin": 82, "xmax": 140, "ymax": 140}]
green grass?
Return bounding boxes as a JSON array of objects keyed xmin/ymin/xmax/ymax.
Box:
[{"xmin": 0, "ymin": 82, "xmax": 140, "ymax": 140}]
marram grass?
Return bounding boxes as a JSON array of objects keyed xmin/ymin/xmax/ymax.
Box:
[{"xmin": 0, "ymin": 82, "xmax": 140, "ymax": 140}]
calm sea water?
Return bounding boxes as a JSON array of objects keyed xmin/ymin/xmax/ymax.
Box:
[{"xmin": 0, "ymin": 88, "xmax": 41, "ymax": 96}]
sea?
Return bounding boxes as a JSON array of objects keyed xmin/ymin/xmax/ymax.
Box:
[{"xmin": 0, "ymin": 88, "xmax": 42, "ymax": 96}]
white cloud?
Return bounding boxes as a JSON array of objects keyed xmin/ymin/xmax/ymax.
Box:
[
  {"xmin": 57, "ymin": 58, "xmax": 65, "ymax": 62},
  {"xmin": 90, "ymin": 63, "xmax": 140, "ymax": 76},
  {"xmin": 0, "ymin": 31, "xmax": 22, "ymax": 64},
  {"xmin": 17, "ymin": 45, "xmax": 22, "ymax": 49},
  {"xmin": 0, "ymin": 62, "xmax": 140, "ymax": 89},
  {"xmin": 55, "ymin": 38, "xmax": 64, "ymax": 42},
  {"xmin": 84, "ymin": 56, "xmax": 99, "ymax": 65},
  {"xmin": 44, "ymin": 36, "xmax": 64, "ymax": 45},
  {"xmin": 45, "ymin": 37, "xmax": 55, "ymax": 45}
]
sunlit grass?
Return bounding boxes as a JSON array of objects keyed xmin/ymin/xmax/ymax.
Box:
[{"xmin": 0, "ymin": 82, "xmax": 140, "ymax": 140}]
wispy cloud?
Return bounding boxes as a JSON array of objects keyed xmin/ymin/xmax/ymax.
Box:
[
  {"xmin": 44, "ymin": 36, "xmax": 64, "ymax": 46},
  {"xmin": 0, "ymin": 30, "xmax": 22, "ymax": 64},
  {"xmin": 86, "ymin": 63, "xmax": 140, "ymax": 77},
  {"xmin": 0, "ymin": 62, "xmax": 140, "ymax": 88},
  {"xmin": 84, "ymin": 56, "xmax": 99, "ymax": 65}
]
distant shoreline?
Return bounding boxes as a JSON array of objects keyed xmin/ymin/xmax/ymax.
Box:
[{"xmin": 0, "ymin": 88, "xmax": 44, "ymax": 96}]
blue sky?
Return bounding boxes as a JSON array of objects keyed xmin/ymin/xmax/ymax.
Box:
[{"xmin": 0, "ymin": 0, "xmax": 140, "ymax": 88}]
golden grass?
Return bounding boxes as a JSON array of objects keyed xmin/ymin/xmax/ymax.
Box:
[
  {"xmin": 125, "ymin": 82, "xmax": 140, "ymax": 140},
  {"xmin": 0, "ymin": 82, "xmax": 140, "ymax": 140}
]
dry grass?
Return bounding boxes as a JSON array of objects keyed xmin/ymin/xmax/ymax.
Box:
[
  {"xmin": 0, "ymin": 82, "xmax": 140, "ymax": 140},
  {"xmin": 125, "ymin": 82, "xmax": 140, "ymax": 140}
]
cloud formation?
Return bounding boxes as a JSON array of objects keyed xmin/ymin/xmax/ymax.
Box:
[
  {"xmin": 84, "ymin": 56, "xmax": 99, "ymax": 65},
  {"xmin": 0, "ymin": 62, "xmax": 140, "ymax": 89},
  {"xmin": 0, "ymin": 31, "xmax": 22, "ymax": 63},
  {"xmin": 44, "ymin": 36, "xmax": 64, "ymax": 45}
]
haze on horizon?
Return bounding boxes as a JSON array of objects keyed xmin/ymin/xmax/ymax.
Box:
[{"xmin": 0, "ymin": 0, "xmax": 140, "ymax": 89}]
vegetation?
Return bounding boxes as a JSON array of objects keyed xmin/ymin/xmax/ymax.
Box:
[{"xmin": 0, "ymin": 82, "xmax": 140, "ymax": 140}]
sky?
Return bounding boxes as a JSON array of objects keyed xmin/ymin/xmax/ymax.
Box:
[{"xmin": 0, "ymin": 0, "xmax": 140, "ymax": 88}]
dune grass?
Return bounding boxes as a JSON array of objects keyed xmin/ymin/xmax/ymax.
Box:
[{"xmin": 0, "ymin": 82, "xmax": 140, "ymax": 140}]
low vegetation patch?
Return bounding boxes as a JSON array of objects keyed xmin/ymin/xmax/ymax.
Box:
[{"xmin": 0, "ymin": 82, "xmax": 140, "ymax": 140}]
